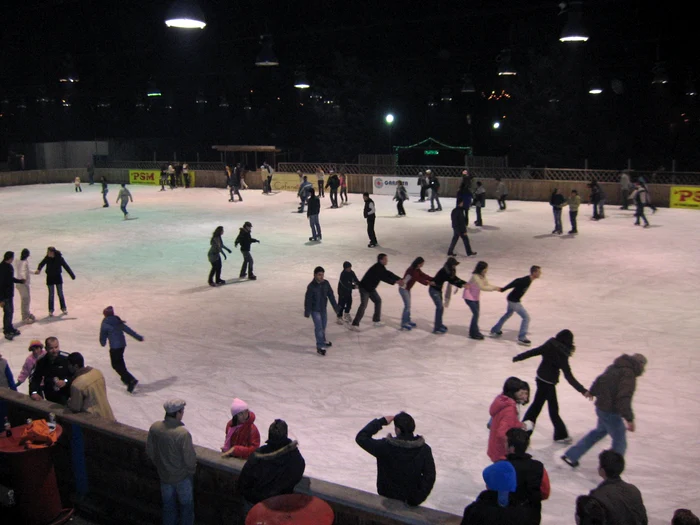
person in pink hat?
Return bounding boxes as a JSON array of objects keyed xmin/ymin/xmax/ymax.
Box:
[
  {"xmin": 15, "ymin": 339, "xmax": 47, "ymax": 389},
  {"xmin": 221, "ymin": 398, "xmax": 260, "ymax": 459}
]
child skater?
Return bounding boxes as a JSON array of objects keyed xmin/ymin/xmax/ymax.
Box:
[
  {"xmin": 74, "ymin": 176, "xmax": 82, "ymax": 192},
  {"xmin": 336, "ymin": 261, "xmax": 359, "ymax": 324},
  {"xmin": 488, "ymin": 377, "xmax": 534, "ymax": 462},
  {"xmin": 399, "ymin": 257, "xmax": 433, "ymax": 330},
  {"xmin": 512, "ymin": 329, "xmax": 593, "ymax": 444}
]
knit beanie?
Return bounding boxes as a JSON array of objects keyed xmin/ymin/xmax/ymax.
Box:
[
  {"xmin": 343, "ymin": 261, "xmax": 352, "ymax": 269},
  {"xmin": 482, "ymin": 461, "xmax": 517, "ymax": 507},
  {"xmin": 631, "ymin": 353, "xmax": 647, "ymax": 370},
  {"xmin": 267, "ymin": 419, "xmax": 288, "ymax": 442},
  {"xmin": 103, "ymin": 306, "xmax": 114, "ymax": 317},
  {"xmin": 230, "ymin": 398, "xmax": 248, "ymax": 418},
  {"xmin": 555, "ymin": 329, "xmax": 574, "ymax": 349}
]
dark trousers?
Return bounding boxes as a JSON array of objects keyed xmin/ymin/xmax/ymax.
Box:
[
  {"xmin": 208, "ymin": 259, "xmax": 222, "ymax": 284},
  {"xmin": 2, "ymin": 296, "xmax": 15, "ymax": 334},
  {"xmin": 184, "ymin": 174, "xmax": 190, "ymax": 188},
  {"xmin": 396, "ymin": 200, "xmax": 405, "ymax": 215},
  {"xmin": 419, "ymin": 186, "xmax": 427, "ymax": 201},
  {"xmin": 621, "ymin": 188, "xmax": 629, "ymax": 209},
  {"xmin": 448, "ymin": 229, "xmax": 473, "ymax": 255},
  {"xmin": 523, "ymin": 379, "xmax": 569, "ymax": 440},
  {"xmin": 109, "ymin": 347, "xmax": 136, "ymax": 385},
  {"xmin": 229, "ymin": 185, "xmax": 242, "ymax": 201},
  {"xmin": 337, "ymin": 294, "xmax": 352, "ymax": 317},
  {"xmin": 366, "ymin": 216, "xmax": 377, "ymax": 244},
  {"xmin": 318, "ymin": 180, "xmax": 324, "ymax": 197},
  {"xmin": 569, "ymin": 210, "xmax": 578, "ymax": 232},
  {"xmin": 240, "ymin": 251, "xmax": 254, "ymax": 276},
  {"xmin": 465, "ymin": 299, "xmax": 481, "ymax": 337},
  {"xmin": 266, "ymin": 175, "xmax": 272, "ymax": 192},
  {"xmin": 430, "ymin": 191, "xmax": 441, "ymax": 210},
  {"xmin": 634, "ymin": 204, "xmax": 649, "ymax": 226},
  {"xmin": 353, "ymin": 288, "xmax": 381, "ymax": 325},
  {"xmin": 330, "ymin": 189, "xmax": 338, "ymax": 207},
  {"xmin": 498, "ymin": 195, "xmax": 507, "ymax": 210},
  {"xmin": 75, "ymin": 185, "xmax": 82, "ymax": 192},
  {"xmin": 48, "ymin": 284, "xmax": 66, "ymax": 313},
  {"xmin": 475, "ymin": 206, "xmax": 483, "ymax": 225},
  {"xmin": 340, "ymin": 187, "xmax": 348, "ymax": 203}
]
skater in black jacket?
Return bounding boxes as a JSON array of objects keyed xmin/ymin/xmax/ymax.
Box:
[
  {"xmin": 307, "ymin": 189, "xmax": 322, "ymax": 241},
  {"xmin": 429, "ymin": 257, "xmax": 466, "ymax": 334},
  {"xmin": 35, "ymin": 247, "xmax": 76, "ymax": 316},
  {"xmin": 1, "ymin": 251, "xmax": 26, "ymax": 340},
  {"xmin": 513, "ymin": 330, "xmax": 593, "ymax": 443},
  {"xmin": 350, "ymin": 254, "xmax": 403, "ymax": 330},
  {"xmin": 336, "ymin": 261, "xmax": 359, "ymax": 324},
  {"xmin": 448, "ymin": 202, "xmax": 477, "ymax": 256},
  {"xmin": 227, "ymin": 165, "xmax": 243, "ymax": 202},
  {"xmin": 363, "ymin": 193, "xmax": 378, "ymax": 247},
  {"xmin": 428, "ymin": 170, "xmax": 442, "ymax": 211},
  {"xmin": 326, "ymin": 171, "xmax": 341, "ymax": 208},
  {"xmin": 304, "ymin": 266, "xmax": 338, "ymax": 355},
  {"xmin": 235, "ymin": 222, "xmax": 260, "ymax": 280}
]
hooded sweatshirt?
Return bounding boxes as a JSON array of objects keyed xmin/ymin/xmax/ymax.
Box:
[
  {"xmin": 238, "ymin": 438, "xmax": 306, "ymax": 504},
  {"xmin": 99, "ymin": 315, "xmax": 143, "ymax": 349}
]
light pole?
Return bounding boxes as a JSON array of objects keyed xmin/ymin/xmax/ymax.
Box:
[{"xmin": 385, "ymin": 113, "xmax": 395, "ymax": 160}]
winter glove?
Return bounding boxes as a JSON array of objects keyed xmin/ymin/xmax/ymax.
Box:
[
  {"xmin": 225, "ymin": 248, "xmax": 232, "ymax": 253},
  {"xmin": 137, "ymin": 335, "xmax": 145, "ymax": 342},
  {"xmin": 304, "ymin": 312, "xmax": 310, "ymax": 318},
  {"xmin": 522, "ymin": 420, "xmax": 535, "ymax": 432},
  {"xmin": 222, "ymin": 253, "xmax": 227, "ymax": 260}
]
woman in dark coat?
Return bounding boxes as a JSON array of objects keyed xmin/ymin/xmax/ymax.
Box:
[
  {"xmin": 512, "ymin": 329, "xmax": 593, "ymax": 443},
  {"xmin": 208, "ymin": 226, "xmax": 232, "ymax": 286},
  {"xmin": 35, "ymin": 247, "xmax": 75, "ymax": 316}
]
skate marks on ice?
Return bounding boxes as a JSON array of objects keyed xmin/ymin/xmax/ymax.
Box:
[
  {"xmin": 179, "ymin": 279, "xmax": 253, "ymax": 294},
  {"xmin": 35, "ymin": 315, "xmax": 78, "ymax": 324}
]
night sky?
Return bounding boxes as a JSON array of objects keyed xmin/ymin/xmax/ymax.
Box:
[{"xmin": 1, "ymin": 0, "xmax": 697, "ymax": 169}]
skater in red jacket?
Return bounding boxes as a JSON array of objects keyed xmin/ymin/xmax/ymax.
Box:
[{"xmin": 222, "ymin": 398, "xmax": 261, "ymax": 459}]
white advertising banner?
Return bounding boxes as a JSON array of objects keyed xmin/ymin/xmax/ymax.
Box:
[{"xmin": 372, "ymin": 176, "xmax": 421, "ymax": 195}]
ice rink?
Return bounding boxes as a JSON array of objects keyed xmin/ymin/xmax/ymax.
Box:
[{"xmin": 1, "ymin": 182, "xmax": 698, "ymax": 524}]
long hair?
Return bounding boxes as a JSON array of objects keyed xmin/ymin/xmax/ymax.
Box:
[
  {"xmin": 212, "ymin": 226, "xmax": 224, "ymax": 238},
  {"xmin": 20, "ymin": 248, "xmax": 30, "ymax": 260},
  {"xmin": 410, "ymin": 257, "xmax": 425, "ymax": 269},
  {"xmin": 472, "ymin": 261, "xmax": 488, "ymax": 275}
]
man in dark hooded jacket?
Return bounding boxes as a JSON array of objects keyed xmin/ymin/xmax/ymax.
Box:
[
  {"xmin": 99, "ymin": 306, "xmax": 144, "ymax": 393},
  {"xmin": 238, "ymin": 419, "xmax": 306, "ymax": 507},
  {"xmin": 356, "ymin": 412, "xmax": 436, "ymax": 506},
  {"xmin": 563, "ymin": 353, "xmax": 647, "ymax": 467}
]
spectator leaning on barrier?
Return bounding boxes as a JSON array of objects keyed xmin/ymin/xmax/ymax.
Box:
[
  {"xmin": 355, "ymin": 411, "xmax": 436, "ymax": 506},
  {"xmin": 0, "ymin": 352, "xmax": 17, "ymax": 391},
  {"xmin": 66, "ymin": 352, "xmax": 116, "ymax": 421},
  {"xmin": 238, "ymin": 419, "xmax": 306, "ymax": 508},
  {"xmin": 29, "ymin": 336, "xmax": 72, "ymax": 404},
  {"xmin": 147, "ymin": 399, "xmax": 196, "ymax": 525},
  {"xmin": 460, "ymin": 461, "xmax": 521, "ymax": 525},
  {"xmin": 15, "ymin": 339, "xmax": 46, "ymax": 389},
  {"xmin": 222, "ymin": 398, "xmax": 261, "ymax": 459}
]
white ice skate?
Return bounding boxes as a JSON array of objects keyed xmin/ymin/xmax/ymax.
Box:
[
  {"xmin": 343, "ymin": 313, "xmax": 352, "ymax": 323},
  {"xmin": 373, "ymin": 321, "xmax": 385, "ymax": 327}
]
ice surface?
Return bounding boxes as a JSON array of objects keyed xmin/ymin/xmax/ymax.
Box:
[{"xmin": 1, "ymin": 183, "xmax": 699, "ymax": 524}]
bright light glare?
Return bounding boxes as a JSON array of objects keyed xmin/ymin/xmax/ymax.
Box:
[
  {"xmin": 147, "ymin": 92, "xmax": 162, "ymax": 97},
  {"xmin": 165, "ymin": 18, "xmax": 206, "ymax": 29},
  {"xmin": 492, "ymin": 121, "xmax": 500, "ymax": 129},
  {"xmin": 385, "ymin": 114, "xmax": 395, "ymax": 124},
  {"xmin": 560, "ymin": 35, "xmax": 589, "ymax": 42},
  {"xmin": 497, "ymin": 71, "xmax": 517, "ymax": 76},
  {"xmin": 294, "ymin": 82, "xmax": 310, "ymax": 89},
  {"xmin": 589, "ymin": 88, "xmax": 603, "ymax": 94}
]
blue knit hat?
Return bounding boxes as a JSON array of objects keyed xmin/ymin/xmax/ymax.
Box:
[{"xmin": 483, "ymin": 461, "xmax": 517, "ymax": 507}]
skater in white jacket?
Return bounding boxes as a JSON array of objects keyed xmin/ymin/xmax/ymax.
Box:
[{"xmin": 14, "ymin": 249, "xmax": 35, "ymax": 324}]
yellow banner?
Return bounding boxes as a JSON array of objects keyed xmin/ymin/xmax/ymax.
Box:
[
  {"xmin": 128, "ymin": 170, "xmax": 196, "ymax": 187},
  {"xmin": 669, "ymin": 186, "xmax": 700, "ymax": 209},
  {"xmin": 271, "ymin": 173, "xmax": 318, "ymax": 192}
]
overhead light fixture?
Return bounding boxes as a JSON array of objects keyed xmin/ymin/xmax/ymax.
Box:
[
  {"xmin": 294, "ymin": 70, "xmax": 310, "ymax": 89},
  {"xmin": 219, "ymin": 95, "xmax": 230, "ymax": 108},
  {"xmin": 685, "ymin": 79, "xmax": 697, "ymax": 96},
  {"xmin": 165, "ymin": 0, "xmax": 206, "ymax": 29},
  {"xmin": 97, "ymin": 99, "xmax": 111, "ymax": 108},
  {"xmin": 427, "ymin": 96, "xmax": 437, "ymax": 107},
  {"xmin": 588, "ymin": 79, "xmax": 603, "ymax": 94},
  {"xmin": 147, "ymin": 81, "xmax": 162, "ymax": 97},
  {"xmin": 441, "ymin": 87, "xmax": 453, "ymax": 102},
  {"xmin": 59, "ymin": 77, "xmax": 79, "ymax": 83},
  {"xmin": 255, "ymin": 34, "xmax": 279, "ymax": 67},
  {"xmin": 461, "ymin": 75, "xmax": 476, "ymax": 93},
  {"xmin": 243, "ymin": 97, "xmax": 252, "ymax": 111},
  {"xmin": 497, "ymin": 49, "xmax": 517, "ymax": 76},
  {"xmin": 559, "ymin": 1, "xmax": 589, "ymax": 42},
  {"xmin": 385, "ymin": 113, "xmax": 395, "ymax": 125},
  {"xmin": 195, "ymin": 91, "xmax": 208, "ymax": 105}
]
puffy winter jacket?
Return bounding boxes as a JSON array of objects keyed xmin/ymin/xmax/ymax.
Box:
[
  {"xmin": 99, "ymin": 315, "xmax": 143, "ymax": 349},
  {"xmin": 238, "ymin": 438, "xmax": 306, "ymax": 504},
  {"xmin": 488, "ymin": 395, "xmax": 526, "ymax": 462},
  {"xmin": 222, "ymin": 412, "xmax": 261, "ymax": 459},
  {"xmin": 307, "ymin": 195, "xmax": 321, "ymax": 216},
  {"xmin": 590, "ymin": 354, "xmax": 643, "ymax": 422},
  {"xmin": 506, "ymin": 452, "xmax": 550, "ymax": 524},
  {"xmin": 356, "ymin": 417, "xmax": 436, "ymax": 506}
]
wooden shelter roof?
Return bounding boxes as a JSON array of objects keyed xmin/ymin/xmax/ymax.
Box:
[{"xmin": 212, "ymin": 145, "xmax": 280, "ymax": 153}]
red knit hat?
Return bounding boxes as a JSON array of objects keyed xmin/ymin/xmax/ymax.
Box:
[{"xmin": 103, "ymin": 306, "xmax": 114, "ymax": 317}]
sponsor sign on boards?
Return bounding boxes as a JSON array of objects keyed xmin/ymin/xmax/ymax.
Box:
[
  {"xmin": 669, "ymin": 186, "xmax": 700, "ymax": 209},
  {"xmin": 372, "ymin": 176, "xmax": 420, "ymax": 195}
]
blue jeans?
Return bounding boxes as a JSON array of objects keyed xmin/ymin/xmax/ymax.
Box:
[
  {"xmin": 309, "ymin": 214, "xmax": 321, "ymax": 239},
  {"xmin": 565, "ymin": 408, "xmax": 627, "ymax": 462},
  {"xmin": 398, "ymin": 287, "xmax": 411, "ymax": 326},
  {"xmin": 553, "ymin": 207, "xmax": 562, "ymax": 232},
  {"xmin": 102, "ymin": 190, "xmax": 109, "ymax": 206},
  {"xmin": 311, "ymin": 310, "xmax": 327, "ymax": 348},
  {"xmin": 120, "ymin": 200, "xmax": 128, "ymax": 216},
  {"xmin": 465, "ymin": 299, "xmax": 480, "ymax": 337},
  {"xmin": 428, "ymin": 287, "xmax": 443, "ymax": 331},
  {"xmin": 48, "ymin": 283, "xmax": 66, "ymax": 313},
  {"xmin": 491, "ymin": 301, "xmax": 529, "ymax": 340},
  {"xmin": 594, "ymin": 200, "xmax": 605, "ymax": 219},
  {"xmin": 161, "ymin": 477, "xmax": 194, "ymax": 525}
]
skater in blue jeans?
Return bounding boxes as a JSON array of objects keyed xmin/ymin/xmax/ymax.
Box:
[
  {"xmin": 491, "ymin": 265, "xmax": 541, "ymax": 346},
  {"xmin": 304, "ymin": 266, "xmax": 338, "ymax": 356},
  {"xmin": 562, "ymin": 353, "xmax": 647, "ymax": 468},
  {"xmin": 428, "ymin": 257, "xmax": 466, "ymax": 334},
  {"xmin": 399, "ymin": 257, "xmax": 433, "ymax": 330}
]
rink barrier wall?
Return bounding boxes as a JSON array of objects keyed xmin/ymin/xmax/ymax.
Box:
[
  {"xmin": 0, "ymin": 390, "xmax": 462, "ymax": 525},
  {"xmin": 0, "ymin": 169, "xmax": 682, "ymax": 207}
]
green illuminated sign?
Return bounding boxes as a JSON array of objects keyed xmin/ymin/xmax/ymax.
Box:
[{"xmin": 424, "ymin": 150, "xmax": 439, "ymax": 155}]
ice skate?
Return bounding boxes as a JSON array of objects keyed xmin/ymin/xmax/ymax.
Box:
[
  {"xmin": 408, "ymin": 321, "xmax": 417, "ymax": 327},
  {"xmin": 127, "ymin": 379, "xmax": 138, "ymax": 393},
  {"xmin": 343, "ymin": 313, "xmax": 352, "ymax": 323},
  {"xmin": 61, "ymin": 309, "xmax": 68, "ymax": 315},
  {"xmin": 561, "ymin": 455, "xmax": 579, "ymax": 468},
  {"xmin": 324, "ymin": 341, "xmax": 332, "ymax": 347},
  {"xmin": 373, "ymin": 321, "xmax": 385, "ymax": 327},
  {"xmin": 23, "ymin": 317, "xmax": 35, "ymax": 324},
  {"xmin": 555, "ymin": 437, "xmax": 573, "ymax": 445},
  {"xmin": 348, "ymin": 324, "xmax": 360, "ymax": 332},
  {"xmin": 401, "ymin": 323, "xmax": 413, "ymax": 331},
  {"xmin": 248, "ymin": 274, "xmax": 257, "ymax": 280},
  {"xmin": 4, "ymin": 333, "xmax": 14, "ymax": 341},
  {"xmin": 216, "ymin": 280, "xmax": 226, "ymax": 285},
  {"xmin": 49, "ymin": 311, "xmax": 54, "ymax": 317},
  {"xmin": 490, "ymin": 330, "xmax": 502, "ymax": 337},
  {"xmin": 518, "ymin": 338, "xmax": 532, "ymax": 346},
  {"xmin": 316, "ymin": 347, "xmax": 326, "ymax": 356},
  {"xmin": 336, "ymin": 317, "xmax": 344, "ymax": 325}
]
